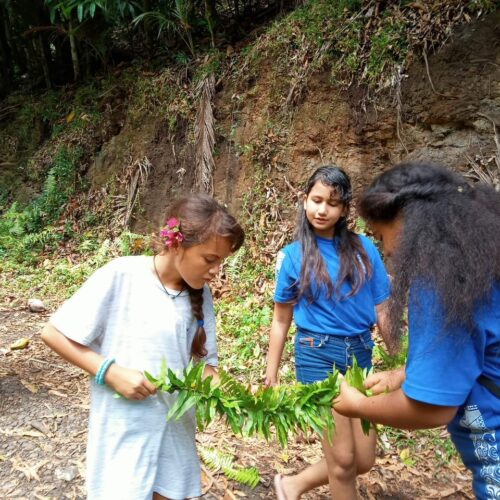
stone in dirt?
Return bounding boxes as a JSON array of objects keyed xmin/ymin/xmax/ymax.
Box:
[
  {"xmin": 55, "ymin": 465, "xmax": 79, "ymax": 482},
  {"xmin": 28, "ymin": 299, "xmax": 46, "ymax": 313}
]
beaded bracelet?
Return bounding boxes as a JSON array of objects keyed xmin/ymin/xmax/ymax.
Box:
[{"xmin": 95, "ymin": 358, "xmax": 116, "ymax": 385}]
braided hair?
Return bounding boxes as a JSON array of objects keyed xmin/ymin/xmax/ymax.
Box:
[
  {"xmin": 157, "ymin": 194, "xmax": 244, "ymax": 358},
  {"xmin": 359, "ymin": 162, "xmax": 500, "ymax": 345}
]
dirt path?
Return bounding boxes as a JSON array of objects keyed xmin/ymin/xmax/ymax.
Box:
[{"xmin": 1, "ymin": 308, "xmax": 473, "ymax": 499}]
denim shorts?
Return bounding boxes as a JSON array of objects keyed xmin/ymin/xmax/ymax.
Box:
[{"xmin": 294, "ymin": 329, "xmax": 374, "ymax": 384}]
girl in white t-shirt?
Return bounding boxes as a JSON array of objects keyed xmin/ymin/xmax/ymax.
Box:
[{"xmin": 42, "ymin": 194, "xmax": 244, "ymax": 500}]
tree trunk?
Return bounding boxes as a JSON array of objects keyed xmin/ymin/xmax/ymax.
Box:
[
  {"xmin": 68, "ymin": 17, "xmax": 80, "ymax": 81},
  {"xmin": 2, "ymin": 4, "xmax": 26, "ymax": 75},
  {"xmin": 36, "ymin": 35, "xmax": 52, "ymax": 89},
  {"xmin": 204, "ymin": 0, "xmax": 218, "ymax": 48},
  {"xmin": 0, "ymin": 7, "xmax": 13, "ymax": 95},
  {"xmin": 142, "ymin": 0, "xmax": 154, "ymax": 56},
  {"xmin": 34, "ymin": 0, "xmax": 53, "ymax": 88}
]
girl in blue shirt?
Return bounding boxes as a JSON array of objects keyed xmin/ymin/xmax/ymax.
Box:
[
  {"xmin": 336, "ymin": 163, "xmax": 500, "ymax": 500},
  {"xmin": 266, "ymin": 166, "xmax": 393, "ymax": 500}
]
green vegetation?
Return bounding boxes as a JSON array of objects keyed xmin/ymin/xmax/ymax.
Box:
[
  {"xmin": 373, "ymin": 335, "xmax": 408, "ymax": 370},
  {"xmin": 0, "ymin": 0, "xmax": 294, "ymax": 98},
  {"xmin": 0, "ymin": 146, "xmax": 81, "ymax": 261},
  {"xmin": 0, "ymin": 233, "xmax": 146, "ymax": 307},
  {"xmin": 234, "ymin": 0, "xmax": 493, "ymax": 102},
  {"xmin": 199, "ymin": 446, "xmax": 261, "ymax": 488},
  {"xmin": 145, "ymin": 360, "xmax": 372, "ymax": 447},
  {"xmin": 0, "ymin": 0, "xmax": 488, "ymax": 485}
]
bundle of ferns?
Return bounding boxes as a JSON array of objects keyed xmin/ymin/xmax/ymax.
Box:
[{"xmin": 145, "ymin": 359, "xmax": 371, "ymax": 447}]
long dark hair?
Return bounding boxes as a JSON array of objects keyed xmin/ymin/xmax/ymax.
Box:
[
  {"xmin": 157, "ymin": 194, "xmax": 244, "ymax": 358},
  {"xmin": 296, "ymin": 166, "xmax": 372, "ymax": 302},
  {"xmin": 359, "ymin": 162, "xmax": 500, "ymax": 344}
]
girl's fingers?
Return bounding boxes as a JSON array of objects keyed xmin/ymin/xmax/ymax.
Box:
[
  {"xmin": 133, "ymin": 385, "xmax": 150, "ymax": 399},
  {"xmin": 143, "ymin": 379, "xmax": 157, "ymax": 394},
  {"xmin": 369, "ymin": 382, "xmax": 386, "ymax": 395},
  {"xmin": 364, "ymin": 373, "xmax": 384, "ymax": 388},
  {"xmin": 264, "ymin": 377, "xmax": 277, "ymax": 387}
]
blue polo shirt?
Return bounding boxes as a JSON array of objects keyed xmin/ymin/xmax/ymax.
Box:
[
  {"xmin": 402, "ymin": 284, "xmax": 500, "ymax": 499},
  {"xmin": 274, "ymin": 234, "xmax": 390, "ymax": 336}
]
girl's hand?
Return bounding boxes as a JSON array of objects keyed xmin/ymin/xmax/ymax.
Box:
[
  {"xmin": 264, "ymin": 370, "xmax": 278, "ymax": 387},
  {"xmin": 203, "ymin": 365, "xmax": 220, "ymax": 386},
  {"xmin": 333, "ymin": 377, "xmax": 366, "ymax": 418},
  {"xmin": 364, "ymin": 367, "xmax": 405, "ymax": 395},
  {"xmin": 105, "ymin": 364, "xmax": 157, "ymax": 400}
]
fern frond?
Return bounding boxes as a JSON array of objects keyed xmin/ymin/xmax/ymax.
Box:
[
  {"xmin": 199, "ymin": 446, "xmax": 234, "ymax": 471},
  {"xmin": 199, "ymin": 446, "xmax": 261, "ymax": 489},
  {"xmin": 222, "ymin": 466, "xmax": 260, "ymax": 489}
]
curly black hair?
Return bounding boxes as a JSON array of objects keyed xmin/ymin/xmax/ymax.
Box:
[{"xmin": 359, "ymin": 162, "xmax": 500, "ymax": 346}]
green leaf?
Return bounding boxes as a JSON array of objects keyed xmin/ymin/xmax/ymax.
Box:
[
  {"xmin": 199, "ymin": 446, "xmax": 261, "ymax": 488},
  {"xmin": 143, "ymin": 370, "xmax": 161, "ymax": 388},
  {"xmin": 77, "ymin": 3, "xmax": 83, "ymax": 22},
  {"xmin": 166, "ymin": 391, "xmax": 197, "ymax": 421}
]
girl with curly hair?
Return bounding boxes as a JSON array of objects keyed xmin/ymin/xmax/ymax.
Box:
[{"xmin": 336, "ymin": 163, "xmax": 500, "ymax": 500}]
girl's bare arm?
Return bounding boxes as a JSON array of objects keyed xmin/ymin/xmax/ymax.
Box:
[
  {"xmin": 203, "ymin": 364, "xmax": 220, "ymax": 385},
  {"xmin": 41, "ymin": 323, "xmax": 156, "ymax": 399},
  {"xmin": 375, "ymin": 300, "xmax": 393, "ymax": 351},
  {"xmin": 335, "ymin": 381, "xmax": 457, "ymax": 430},
  {"xmin": 264, "ymin": 302, "xmax": 293, "ymax": 386}
]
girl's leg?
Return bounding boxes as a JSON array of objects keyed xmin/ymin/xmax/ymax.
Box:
[
  {"xmin": 152, "ymin": 493, "xmax": 170, "ymax": 500},
  {"xmin": 322, "ymin": 409, "xmax": 376, "ymax": 500},
  {"xmin": 351, "ymin": 417, "xmax": 376, "ymax": 475},
  {"xmin": 279, "ymin": 459, "xmax": 329, "ymax": 499}
]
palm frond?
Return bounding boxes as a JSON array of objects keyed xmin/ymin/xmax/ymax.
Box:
[
  {"xmin": 113, "ymin": 156, "xmax": 153, "ymax": 228},
  {"xmin": 194, "ymin": 74, "xmax": 215, "ymax": 194}
]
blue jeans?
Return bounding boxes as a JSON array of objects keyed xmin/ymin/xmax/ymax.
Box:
[{"xmin": 294, "ymin": 330, "xmax": 374, "ymax": 384}]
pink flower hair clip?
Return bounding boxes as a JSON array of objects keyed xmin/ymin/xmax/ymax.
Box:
[{"xmin": 160, "ymin": 217, "xmax": 184, "ymax": 248}]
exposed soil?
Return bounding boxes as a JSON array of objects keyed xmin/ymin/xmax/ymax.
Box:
[
  {"xmin": 212, "ymin": 10, "xmax": 500, "ymax": 215},
  {"xmin": 74, "ymin": 12, "xmax": 500, "ymax": 237},
  {"xmin": 1, "ymin": 308, "xmax": 473, "ymax": 499}
]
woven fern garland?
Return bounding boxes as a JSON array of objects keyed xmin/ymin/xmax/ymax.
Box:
[{"xmin": 145, "ymin": 359, "xmax": 372, "ymax": 448}]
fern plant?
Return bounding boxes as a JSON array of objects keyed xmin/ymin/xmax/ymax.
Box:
[{"xmin": 199, "ymin": 446, "xmax": 261, "ymax": 489}]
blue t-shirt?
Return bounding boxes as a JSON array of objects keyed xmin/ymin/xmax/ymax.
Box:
[
  {"xmin": 274, "ymin": 234, "xmax": 390, "ymax": 336},
  {"xmin": 402, "ymin": 284, "xmax": 500, "ymax": 499}
]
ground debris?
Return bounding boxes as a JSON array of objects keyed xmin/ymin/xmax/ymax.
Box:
[{"xmin": 0, "ymin": 309, "xmax": 473, "ymax": 499}]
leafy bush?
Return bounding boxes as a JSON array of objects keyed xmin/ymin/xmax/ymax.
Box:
[{"xmin": 0, "ymin": 146, "xmax": 82, "ymax": 259}]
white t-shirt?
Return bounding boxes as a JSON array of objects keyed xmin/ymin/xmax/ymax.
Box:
[{"xmin": 50, "ymin": 255, "xmax": 217, "ymax": 500}]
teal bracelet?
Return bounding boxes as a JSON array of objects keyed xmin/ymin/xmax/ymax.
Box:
[{"xmin": 95, "ymin": 358, "xmax": 116, "ymax": 385}]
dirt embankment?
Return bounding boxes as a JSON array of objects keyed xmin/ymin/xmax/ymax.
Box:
[
  {"xmin": 86, "ymin": 10, "xmax": 499, "ymax": 232},
  {"xmin": 213, "ymin": 10, "xmax": 499, "ymax": 210}
]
